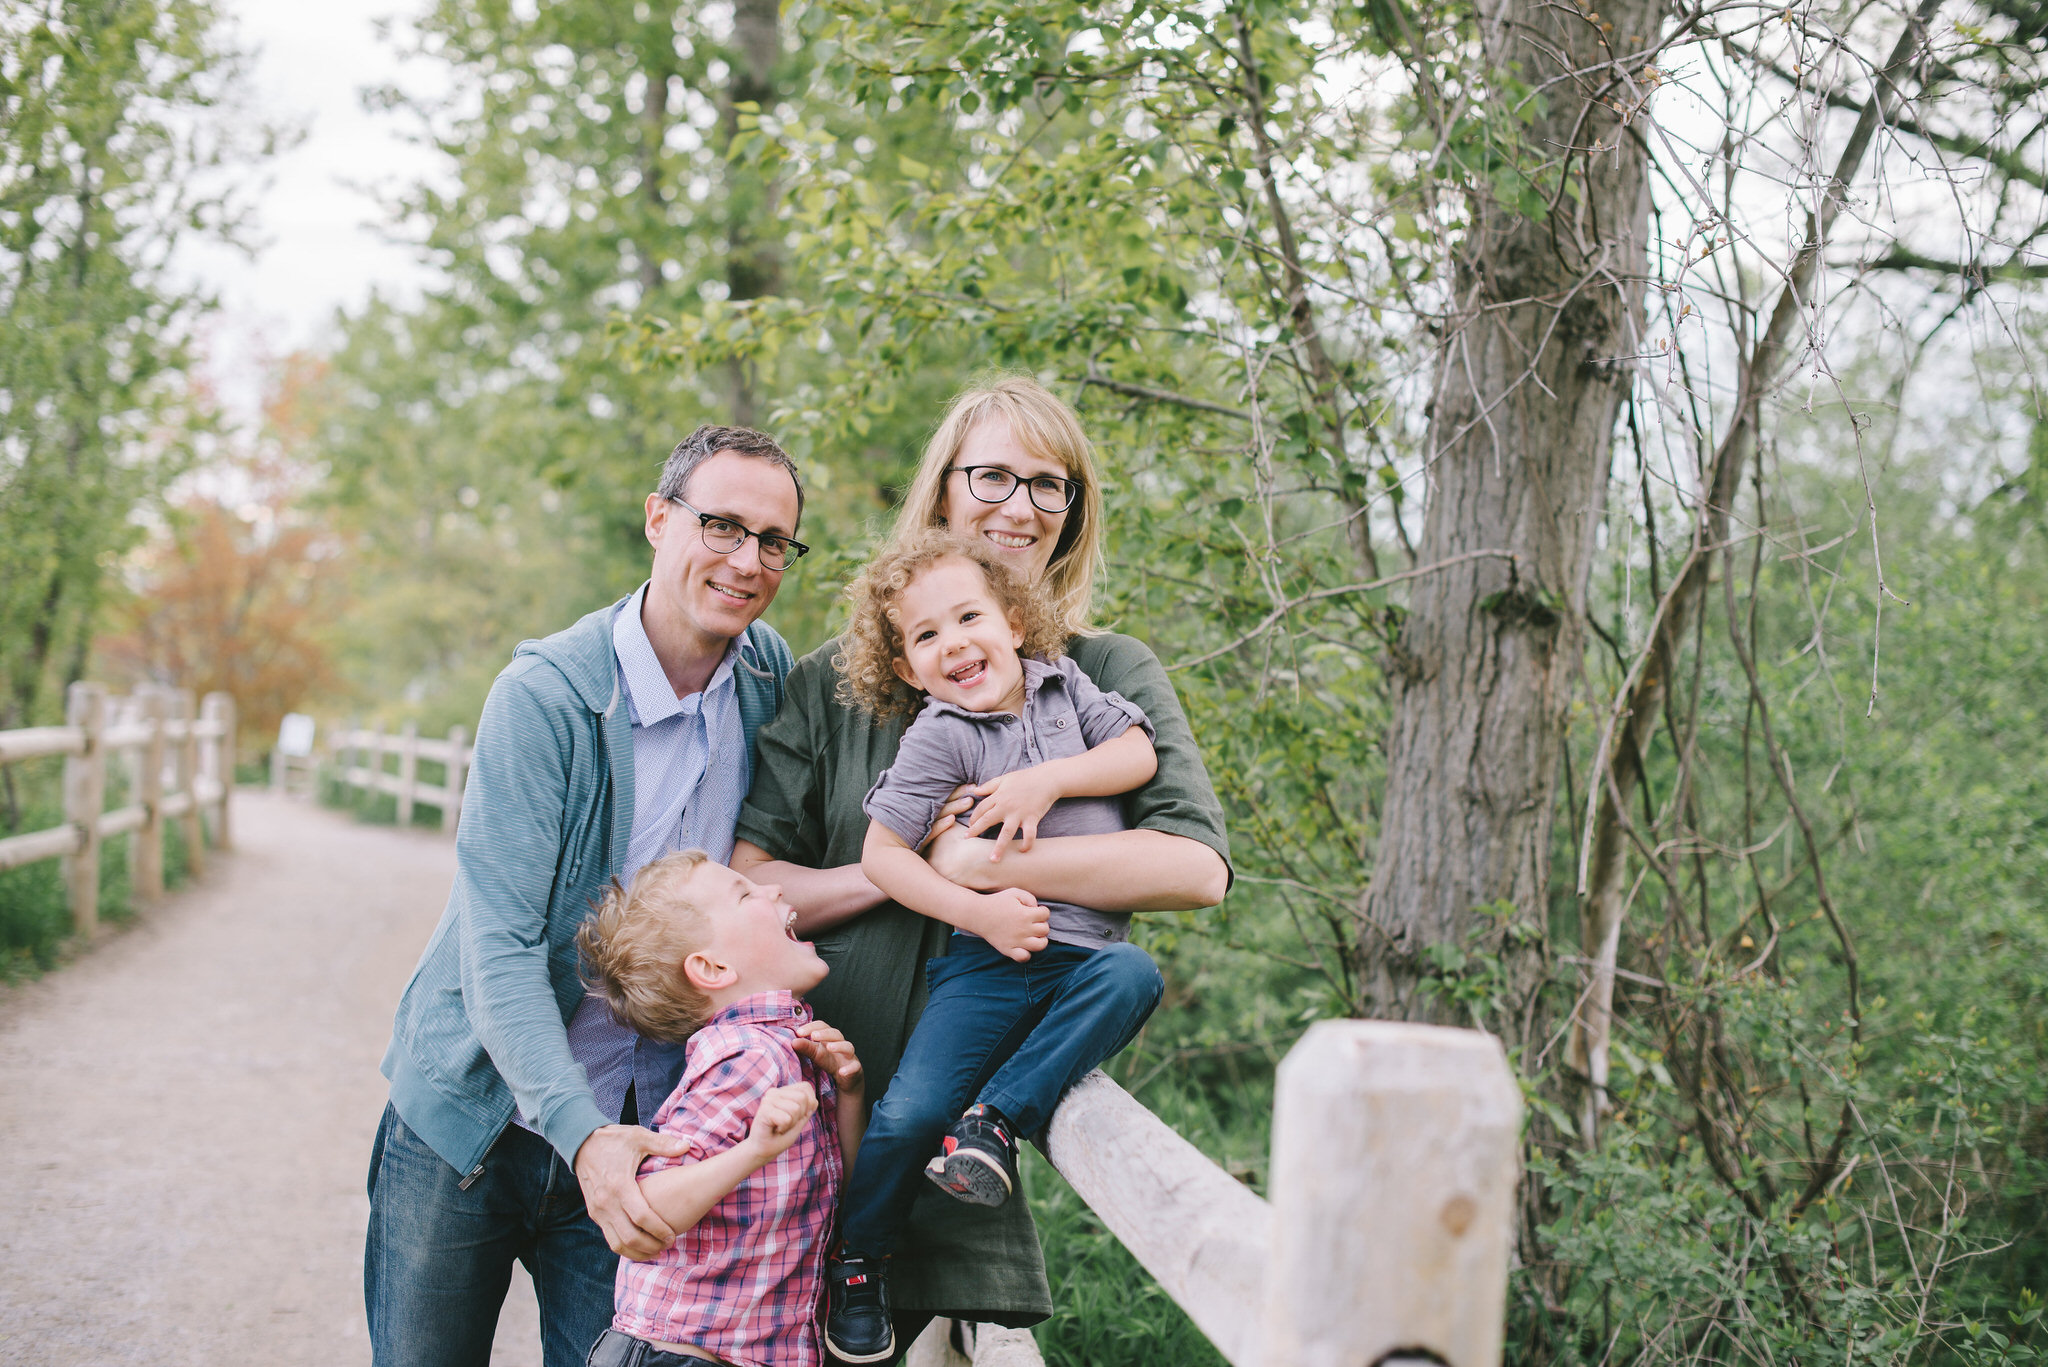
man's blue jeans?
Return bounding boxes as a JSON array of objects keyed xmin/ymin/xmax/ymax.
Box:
[
  {"xmin": 838, "ymin": 935, "xmax": 1163, "ymax": 1259},
  {"xmin": 364, "ymin": 1104, "xmax": 617, "ymax": 1367}
]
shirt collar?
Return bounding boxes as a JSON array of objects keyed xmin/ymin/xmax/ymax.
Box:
[
  {"xmin": 705, "ymin": 990, "xmax": 814, "ymax": 1032},
  {"xmin": 612, "ymin": 581, "xmax": 739, "ymax": 727},
  {"xmin": 916, "ymin": 655, "xmax": 1066, "ymax": 725}
]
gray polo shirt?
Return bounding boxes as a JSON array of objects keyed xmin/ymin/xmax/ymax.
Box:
[{"xmin": 863, "ymin": 655, "xmax": 1154, "ymax": 948}]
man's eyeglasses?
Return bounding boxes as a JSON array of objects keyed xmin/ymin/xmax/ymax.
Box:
[
  {"xmin": 947, "ymin": 465, "xmax": 1080, "ymax": 514},
  {"xmin": 667, "ymin": 497, "xmax": 809, "ymax": 570}
]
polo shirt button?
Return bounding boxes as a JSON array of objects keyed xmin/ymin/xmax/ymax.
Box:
[{"xmin": 1055, "ymin": 718, "xmax": 1069, "ymax": 728}]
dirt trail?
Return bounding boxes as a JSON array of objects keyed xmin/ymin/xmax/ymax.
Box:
[{"xmin": 0, "ymin": 792, "xmax": 543, "ymax": 1366}]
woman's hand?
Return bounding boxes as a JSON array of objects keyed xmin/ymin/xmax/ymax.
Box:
[
  {"xmin": 793, "ymin": 1019, "xmax": 865, "ymax": 1097},
  {"xmin": 916, "ymin": 784, "xmax": 979, "ymax": 849},
  {"xmin": 925, "ymin": 820, "xmax": 999, "ymax": 891}
]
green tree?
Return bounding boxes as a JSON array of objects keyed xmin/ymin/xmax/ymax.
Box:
[{"xmin": 0, "ymin": 0, "xmax": 272, "ymax": 730}]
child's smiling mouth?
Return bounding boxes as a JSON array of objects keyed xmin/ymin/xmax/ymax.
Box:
[{"xmin": 946, "ymin": 659, "xmax": 988, "ymax": 686}]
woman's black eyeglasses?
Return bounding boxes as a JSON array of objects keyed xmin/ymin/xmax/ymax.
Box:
[
  {"xmin": 947, "ymin": 465, "xmax": 1080, "ymax": 514},
  {"xmin": 667, "ymin": 497, "xmax": 809, "ymax": 569}
]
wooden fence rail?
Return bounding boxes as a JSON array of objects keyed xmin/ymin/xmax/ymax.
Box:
[
  {"xmin": 0, "ymin": 682, "xmax": 236, "ymax": 934},
  {"xmin": 329, "ymin": 723, "xmax": 470, "ymax": 833}
]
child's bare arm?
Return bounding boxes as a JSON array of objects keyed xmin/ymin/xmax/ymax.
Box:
[
  {"xmin": 633, "ymin": 1083, "xmax": 817, "ymax": 1248},
  {"xmin": 794, "ymin": 1019, "xmax": 867, "ymax": 1166},
  {"xmin": 862, "ymin": 819, "xmax": 1049, "ymax": 962},
  {"xmin": 963, "ymin": 728, "xmax": 1158, "ymax": 855}
]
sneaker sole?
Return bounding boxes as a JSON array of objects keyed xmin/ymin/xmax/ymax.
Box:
[
  {"xmin": 825, "ymin": 1333, "xmax": 897, "ymax": 1365},
  {"xmin": 924, "ymin": 1147, "xmax": 1014, "ymax": 1207}
]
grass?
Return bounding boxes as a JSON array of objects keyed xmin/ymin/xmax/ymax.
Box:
[
  {"xmin": 1022, "ymin": 1026, "xmax": 1280, "ymax": 1367},
  {"xmin": 1, "ymin": 776, "xmax": 193, "ymax": 980}
]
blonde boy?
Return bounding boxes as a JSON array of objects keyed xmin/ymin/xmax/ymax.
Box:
[{"xmin": 577, "ymin": 850, "xmax": 864, "ymax": 1367}]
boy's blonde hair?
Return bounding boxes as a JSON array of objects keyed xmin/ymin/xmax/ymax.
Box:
[
  {"xmin": 835, "ymin": 529, "xmax": 1065, "ymax": 720},
  {"xmin": 576, "ymin": 849, "xmax": 716, "ymax": 1044},
  {"xmin": 889, "ymin": 375, "xmax": 1106, "ymax": 638}
]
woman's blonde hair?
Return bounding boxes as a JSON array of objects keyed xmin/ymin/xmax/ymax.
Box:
[
  {"xmin": 890, "ymin": 375, "xmax": 1105, "ymax": 637},
  {"xmin": 576, "ymin": 850, "xmax": 715, "ymax": 1044},
  {"xmin": 836, "ymin": 529, "xmax": 1066, "ymax": 720}
]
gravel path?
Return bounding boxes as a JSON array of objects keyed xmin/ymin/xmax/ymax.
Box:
[{"xmin": 0, "ymin": 792, "xmax": 542, "ymax": 1366}]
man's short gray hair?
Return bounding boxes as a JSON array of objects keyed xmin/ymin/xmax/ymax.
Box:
[{"xmin": 656, "ymin": 425, "xmax": 805, "ymax": 523}]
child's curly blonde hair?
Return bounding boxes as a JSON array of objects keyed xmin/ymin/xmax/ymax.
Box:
[
  {"xmin": 835, "ymin": 530, "xmax": 1066, "ymax": 720},
  {"xmin": 576, "ymin": 849, "xmax": 715, "ymax": 1044}
]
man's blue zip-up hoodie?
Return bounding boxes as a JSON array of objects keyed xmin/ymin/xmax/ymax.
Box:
[{"xmin": 380, "ymin": 597, "xmax": 794, "ymax": 1179}]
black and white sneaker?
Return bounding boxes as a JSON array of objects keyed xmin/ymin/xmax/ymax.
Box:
[
  {"xmin": 824, "ymin": 1254, "xmax": 895, "ymax": 1364},
  {"xmin": 923, "ymin": 1103, "xmax": 1020, "ymax": 1208}
]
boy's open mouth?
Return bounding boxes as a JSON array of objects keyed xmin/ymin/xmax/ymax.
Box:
[{"xmin": 946, "ymin": 659, "xmax": 987, "ymax": 686}]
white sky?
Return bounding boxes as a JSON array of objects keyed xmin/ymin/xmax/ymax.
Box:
[{"xmin": 175, "ymin": 0, "xmax": 448, "ymax": 418}]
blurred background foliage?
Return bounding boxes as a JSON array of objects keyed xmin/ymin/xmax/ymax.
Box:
[{"xmin": 5, "ymin": 0, "xmax": 2047, "ymax": 1361}]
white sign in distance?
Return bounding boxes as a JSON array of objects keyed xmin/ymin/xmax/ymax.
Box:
[{"xmin": 277, "ymin": 712, "xmax": 317, "ymax": 758}]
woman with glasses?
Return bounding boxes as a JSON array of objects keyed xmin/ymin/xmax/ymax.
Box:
[{"xmin": 730, "ymin": 375, "xmax": 1231, "ymax": 1357}]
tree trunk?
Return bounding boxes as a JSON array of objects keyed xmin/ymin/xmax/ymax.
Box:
[
  {"xmin": 722, "ymin": 0, "xmax": 781, "ymax": 428},
  {"xmin": 1356, "ymin": 0, "xmax": 1663, "ymax": 1042}
]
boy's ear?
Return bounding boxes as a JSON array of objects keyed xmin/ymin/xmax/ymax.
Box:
[
  {"xmin": 892, "ymin": 656, "xmax": 925, "ymax": 691},
  {"xmin": 1006, "ymin": 610, "xmax": 1024, "ymax": 652},
  {"xmin": 683, "ymin": 949, "xmax": 738, "ymax": 993}
]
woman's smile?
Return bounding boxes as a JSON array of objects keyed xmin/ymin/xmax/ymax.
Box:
[{"xmin": 942, "ymin": 419, "xmax": 1072, "ymax": 584}]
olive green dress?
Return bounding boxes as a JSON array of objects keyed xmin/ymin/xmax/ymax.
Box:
[{"xmin": 733, "ymin": 631, "xmax": 1232, "ymax": 1324}]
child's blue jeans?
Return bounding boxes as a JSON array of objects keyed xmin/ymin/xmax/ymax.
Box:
[{"xmin": 837, "ymin": 934, "xmax": 1163, "ymax": 1259}]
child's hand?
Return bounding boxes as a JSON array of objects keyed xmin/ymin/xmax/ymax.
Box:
[
  {"xmin": 975, "ymin": 887, "xmax": 1051, "ymax": 962},
  {"xmin": 793, "ymin": 1020, "xmax": 865, "ymax": 1096},
  {"xmin": 745, "ymin": 1082, "xmax": 818, "ymax": 1161},
  {"xmin": 962, "ymin": 765, "xmax": 1065, "ymax": 859}
]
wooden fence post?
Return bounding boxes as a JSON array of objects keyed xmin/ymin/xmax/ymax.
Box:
[
  {"xmin": 332, "ymin": 718, "xmax": 353, "ymax": 798},
  {"xmin": 61, "ymin": 683, "xmax": 106, "ymax": 935},
  {"xmin": 1261, "ymin": 1021, "xmax": 1522, "ymax": 1367},
  {"xmin": 365, "ymin": 719, "xmax": 383, "ymax": 808},
  {"xmin": 173, "ymin": 689, "xmax": 205, "ymax": 880},
  {"xmin": 443, "ymin": 724, "xmax": 468, "ymax": 833},
  {"xmin": 202, "ymin": 691, "xmax": 235, "ymax": 850},
  {"xmin": 132, "ymin": 689, "xmax": 166, "ymax": 901},
  {"xmin": 396, "ymin": 720, "xmax": 419, "ymax": 827}
]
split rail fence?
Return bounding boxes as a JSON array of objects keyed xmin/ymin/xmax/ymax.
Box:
[
  {"xmin": 0, "ymin": 681, "xmax": 237, "ymax": 933},
  {"xmin": 329, "ymin": 716, "xmax": 1524, "ymax": 1367},
  {"xmin": 909, "ymin": 1020, "xmax": 1522, "ymax": 1367},
  {"xmin": 329, "ymin": 722, "xmax": 471, "ymax": 831}
]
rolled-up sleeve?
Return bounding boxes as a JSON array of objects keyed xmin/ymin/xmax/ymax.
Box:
[
  {"xmin": 1054, "ymin": 655, "xmax": 1154, "ymax": 748},
  {"xmin": 863, "ymin": 711, "xmax": 973, "ymax": 849},
  {"xmin": 1074, "ymin": 635, "xmax": 1232, "ymax": 880}
]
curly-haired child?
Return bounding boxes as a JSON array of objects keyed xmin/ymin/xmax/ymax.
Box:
[{"xmin": 820, "ymin": 529, "xmax": 1165, "ymax": 1364}]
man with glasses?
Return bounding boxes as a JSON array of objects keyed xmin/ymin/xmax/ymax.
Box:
[{"xmin": 366, "ymin": 425, "xmax": 804, "ymax": 1367}]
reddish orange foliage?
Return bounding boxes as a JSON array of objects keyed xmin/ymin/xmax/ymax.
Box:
[{"xmin": 96, "ymin": 354, "xmax": 346, "ymax": 754}]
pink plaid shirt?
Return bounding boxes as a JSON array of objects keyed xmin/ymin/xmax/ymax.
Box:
[{"xmin": 612, "ymin": 991, "xmax": 842, "ymax": 1367}]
